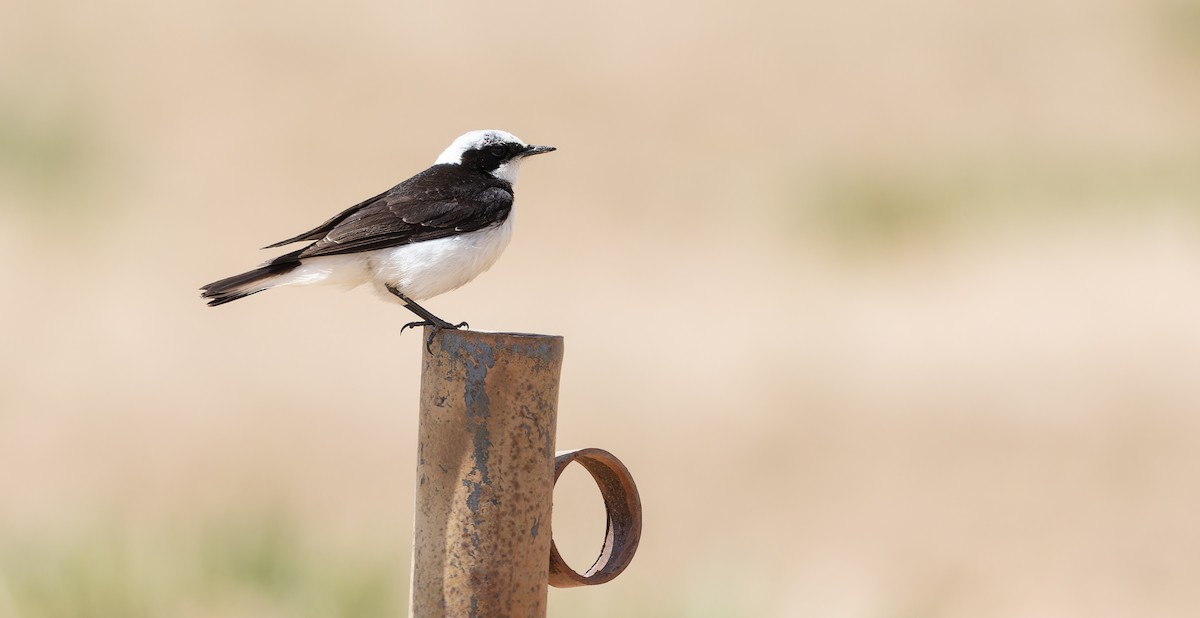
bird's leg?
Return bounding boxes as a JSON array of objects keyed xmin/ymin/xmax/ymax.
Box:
[{"xmin": 386, "ymin": 284, "xmax": 468, "ymax": 351}]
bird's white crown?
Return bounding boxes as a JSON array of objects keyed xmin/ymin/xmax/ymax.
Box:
[{"xmin": 434, "ymin": 130, "xmax": 527, "ymax": 165}]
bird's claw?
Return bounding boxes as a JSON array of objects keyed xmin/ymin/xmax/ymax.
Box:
[
  {"xmin": 400, "ymin": 320, "xmax": 432, "ymax": 335},
  {"xmin": 401, "ymin": 320, "xmax": 469, "ymax": 353}
]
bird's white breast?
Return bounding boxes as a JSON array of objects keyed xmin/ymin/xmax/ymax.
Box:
[{"xmin": 367, "ymin": 216, "xmax": 514, "ymax": 301}]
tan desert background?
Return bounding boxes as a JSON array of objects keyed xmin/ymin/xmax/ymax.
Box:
[{"xmin": 3, "ymin": 0, "xmax": 1200, "ymax": 616}]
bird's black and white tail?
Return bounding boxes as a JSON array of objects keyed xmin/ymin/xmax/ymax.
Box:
[{"xmin": 200, "ymin": 249, "xmax": 303, "ymax": 306}]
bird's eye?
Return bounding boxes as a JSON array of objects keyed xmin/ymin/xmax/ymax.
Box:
[{"xmin": 488, "ymin": 145, "xmax": 507, "ymax": 158}]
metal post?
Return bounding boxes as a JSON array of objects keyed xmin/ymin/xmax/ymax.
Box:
[{"xmin": 410, "ymin": 329, "xmax": 564, "ymax": 618}]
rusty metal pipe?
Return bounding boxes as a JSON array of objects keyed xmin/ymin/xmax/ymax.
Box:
[{"xmin": 410, "ymin": 328, "xmax": 564, "ymax": 618}]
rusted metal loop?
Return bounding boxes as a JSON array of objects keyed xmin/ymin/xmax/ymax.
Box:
[{"xmin": 548, "ymin": 448, "xmax": 642, "ymax": 588}]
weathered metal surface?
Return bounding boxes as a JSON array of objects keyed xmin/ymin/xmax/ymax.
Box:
[
  {"xmin": 410, "ymin": 328, "xmax": 563, "ymax": 618},
  {"xmin": 547, "ymin": 448, "xmax": 643, "ymax": 588}
]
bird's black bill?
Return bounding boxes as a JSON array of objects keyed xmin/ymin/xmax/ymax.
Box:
[{"xmin": 521, "ymin": 145, "xmax": 556, "ymax": 157}]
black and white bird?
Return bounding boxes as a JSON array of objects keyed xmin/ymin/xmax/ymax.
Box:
[{"xmin": 200, "ymin": 129, "xmax": 555, "ymax": 347}]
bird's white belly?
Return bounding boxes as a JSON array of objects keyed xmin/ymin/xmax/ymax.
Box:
[{"xmin": 367, "ymin": 217, "xmax": 514, "ymax": 301}]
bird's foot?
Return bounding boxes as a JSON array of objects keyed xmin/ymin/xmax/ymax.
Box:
[
  {"xmin": 402, "ymin": 320, "xmax": 469, "ymax": 353},
  {"xmin": 400, "ymin": 320, "xmax": 433, "ymax": 335}
]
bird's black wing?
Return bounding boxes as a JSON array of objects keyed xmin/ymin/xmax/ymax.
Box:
[
  {"xmin": 262, "ymin": 190, "xmax": 390, "ymax": 249},
  {"xmin": 294, "ymin": 165, "xmax": 514, "ymax": 259}
]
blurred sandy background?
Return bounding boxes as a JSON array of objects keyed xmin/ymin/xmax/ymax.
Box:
[{"xmin": 3, "ymin": 0, "xmax": 1200, "ymax": 616}]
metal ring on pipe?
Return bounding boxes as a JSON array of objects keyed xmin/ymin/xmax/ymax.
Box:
[{"xmin": 548, "ymin": 448, "xmax": 643, "ymax": 588}]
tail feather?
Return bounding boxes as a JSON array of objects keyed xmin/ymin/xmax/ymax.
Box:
[{"xmin": 200, "ymin": 250, "xmax": 303, "ymax": 307}]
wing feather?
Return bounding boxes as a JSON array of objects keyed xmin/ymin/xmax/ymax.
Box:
[
  {"xmin": 261, "ymin": 190, "xmax": 389, "ymax": 249},
  {"xmin": 293, "ymin": 167, "xmax": 513, "ymax": 259}
]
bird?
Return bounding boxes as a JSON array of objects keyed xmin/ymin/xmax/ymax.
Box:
[{"xmin": 200, "ymin": 129, "xmax": 555, "ymax": 349}]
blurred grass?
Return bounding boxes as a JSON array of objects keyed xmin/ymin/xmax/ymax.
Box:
[
  {"xmin": 0, "ymin": 512, "xmax": 405, "ymax": 618},
  {"xmin": 0, "ymin": 90, "xmax": 102, "ymax": 214},
  {"xmin": 791, "ymin": 152, "xmax": 1200, "ymax": 251},
  {"xmin": 1158, "ymin": 0, "xmax": 1200, "ymax": 59}
]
